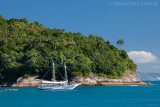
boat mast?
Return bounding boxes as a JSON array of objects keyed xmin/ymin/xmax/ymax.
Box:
[
  {"xmin": 52, "ymin": 62, "xmax": 55, "ymax": 81},
  {"xmin": 64, "ymin": 63, "xmax": 68, "ymax": 82}
]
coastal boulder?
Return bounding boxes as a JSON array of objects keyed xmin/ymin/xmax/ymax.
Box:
[{"xmin": 12, "ymin": 76, "xmax": 41, "ymax": 87}]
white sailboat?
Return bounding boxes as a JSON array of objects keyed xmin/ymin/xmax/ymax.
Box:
[{"xmin": 38, "ymin": 62, "xmax": 81, "ymax": 90}]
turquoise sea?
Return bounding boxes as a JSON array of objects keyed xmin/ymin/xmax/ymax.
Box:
[{"xmin": 0, "ymin": 81, "xmax": 160, "ymax": 107}]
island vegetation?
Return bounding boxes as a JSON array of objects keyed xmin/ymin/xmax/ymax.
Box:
[{"xmin": 0, "ymin": 14, "xmax": 137, "ymax": 82}]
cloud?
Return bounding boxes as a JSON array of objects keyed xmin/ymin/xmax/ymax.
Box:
[{"xmin": 128, "ymin": 51, "xmax": 158, "ymax": 63}]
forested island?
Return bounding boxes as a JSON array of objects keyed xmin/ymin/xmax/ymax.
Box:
[{"xmin": 0, "ymin": 14, "xmax": 138, "ymax": 85}]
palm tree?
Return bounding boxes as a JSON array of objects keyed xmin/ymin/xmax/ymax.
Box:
[{"xmin": 117, "ymin": 39, "xmax": 124, "ymax": 53}]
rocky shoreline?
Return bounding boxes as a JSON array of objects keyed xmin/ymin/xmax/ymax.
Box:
[
  {"xmin": 0, "ymin": 71, "xmax": 150, "ymax": 87},
  {"xmin": 70, "ymin": 71, "xmax": 149, "ymax": 86}
]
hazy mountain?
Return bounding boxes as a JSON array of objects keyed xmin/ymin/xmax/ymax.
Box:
[{"xmin": 137, "ymin": 72, "xmax": 160, "ymax": 81}]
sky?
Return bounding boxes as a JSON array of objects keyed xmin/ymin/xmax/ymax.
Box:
[{"xmin": 0, "ymin": 0, "xmax": 160, "ymax": 73}]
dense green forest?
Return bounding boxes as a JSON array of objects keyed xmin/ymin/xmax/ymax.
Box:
[{"xmin": 0, "ymin": 14, "xmax": 137, "ymax": 82}]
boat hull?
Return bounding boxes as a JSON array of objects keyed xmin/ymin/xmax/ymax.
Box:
[{"xmin": 38, "ymin": 83, "xmax": 81, "ymax": 91}]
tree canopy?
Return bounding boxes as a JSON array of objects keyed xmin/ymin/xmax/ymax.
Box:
[
  {"xmin": 117, "ymin": 39, "xmax": 124, "ymax": 47},
  {"xmin": 0, "ymin": 15, "xmax": 137, "ymax": 82}
]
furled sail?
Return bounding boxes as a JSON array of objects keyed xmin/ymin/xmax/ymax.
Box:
[{"xmin": 51, "ymin": 62, "xmax": 55, "ymax": 81}]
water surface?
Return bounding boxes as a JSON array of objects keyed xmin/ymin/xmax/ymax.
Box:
[{"xmin": 0, "ymin": 81, "xmax": 160, "ymax": 107}]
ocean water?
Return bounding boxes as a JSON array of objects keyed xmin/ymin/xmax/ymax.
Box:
[{"xmin": 0, "ymin": 81, "xmax": 160, "ymax": 107}]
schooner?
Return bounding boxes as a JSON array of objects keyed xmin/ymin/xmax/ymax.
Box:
[{"xmin": 38, "ymin": 62, "xmax": 81, "ymax": 90}]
